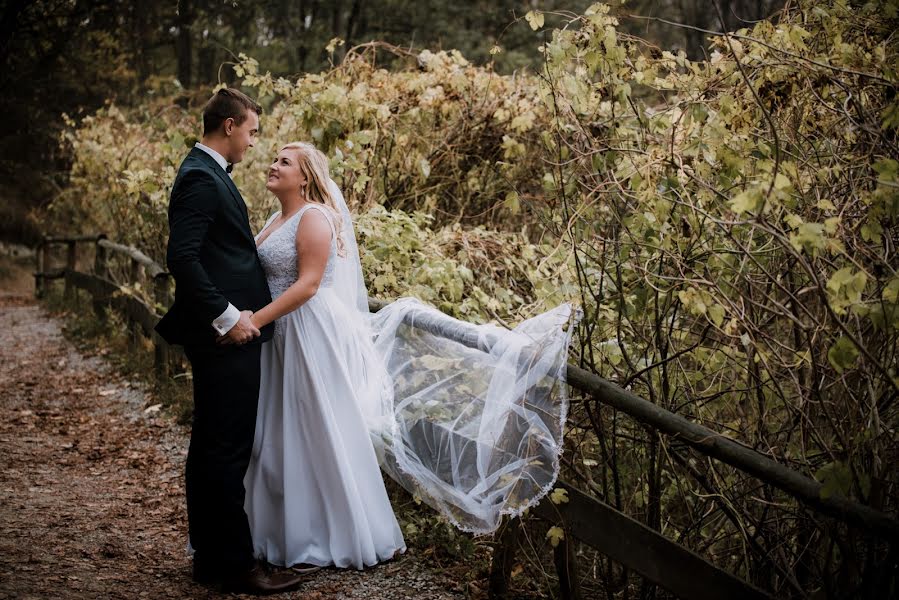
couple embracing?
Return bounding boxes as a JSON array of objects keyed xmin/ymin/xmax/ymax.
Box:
[{"xmin": 155, "ymin": 88, "xmax": 405, "ymax": 594}]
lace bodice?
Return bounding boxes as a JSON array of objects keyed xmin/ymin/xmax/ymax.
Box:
[{"xmin": 256, "ymin": 204, "xmax": 337, "ymax": 300}]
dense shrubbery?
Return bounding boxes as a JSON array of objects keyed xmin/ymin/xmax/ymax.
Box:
[
  {"xmin": 55, "ymin": 1, "xmax": 898, "ymax": 596},
  {"xmin": 535, "ymin": 2, "xmax": 898, "ymax": 596},
  {"xmin": 55, "ymin": 50, "xmax": 573, "ymax": 322}
]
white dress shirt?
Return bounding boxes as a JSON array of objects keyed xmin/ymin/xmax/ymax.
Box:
[{"xmin": 193, "ymin": 142, "xmax": 240, "ymax": 336}]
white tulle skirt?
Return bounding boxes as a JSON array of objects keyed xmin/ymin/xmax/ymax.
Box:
[{"xmin": 243, "ymin": 288, "xmax": 406, "ymax": 570}]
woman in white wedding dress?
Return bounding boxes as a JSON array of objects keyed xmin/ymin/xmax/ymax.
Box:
[
  {"xmin": 243, "ymin": 141, "xmax": 405, "ymax": 570},
  {"xmin": 243, "ymin": 138, "xmax": 578, "ymax": 573}
]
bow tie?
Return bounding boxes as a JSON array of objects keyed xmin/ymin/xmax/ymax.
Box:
[{"xmin": 226, "ymin": 163, "xmax": 234, "ymax": 174}]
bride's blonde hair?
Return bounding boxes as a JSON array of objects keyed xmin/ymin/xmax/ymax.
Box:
[{"xmin": 282, "ymin": 141, "xmax": 346, "ymax": 257}]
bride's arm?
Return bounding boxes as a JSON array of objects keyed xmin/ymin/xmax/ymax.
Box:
[{"xmin": 250, "ymin": 210, "xmax": 332, "ymax": 329}]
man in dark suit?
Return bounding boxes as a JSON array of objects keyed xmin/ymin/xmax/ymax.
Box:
[{"xmin": 155, "ymin": 88, "xmax": 308, "ymax": 594}]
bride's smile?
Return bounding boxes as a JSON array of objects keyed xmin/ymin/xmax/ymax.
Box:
[{"xmin": 265, "ymin": 150, "xmax": 307, "ymax": 196}]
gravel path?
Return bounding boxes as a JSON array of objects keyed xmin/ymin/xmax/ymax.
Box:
[{"xmin": 0, "ymin": 290, "xmax": 466, "ymax": 599}]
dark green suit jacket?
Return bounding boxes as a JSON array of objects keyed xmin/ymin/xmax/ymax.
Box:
[{"xmin": 155, "ymin": 147, "xmax": 274, "ymax": 346}]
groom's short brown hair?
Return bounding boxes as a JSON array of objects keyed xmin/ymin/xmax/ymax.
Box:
[{"xmin": 202, "ymin": 88, "xmax": 262, "ymax": 136}]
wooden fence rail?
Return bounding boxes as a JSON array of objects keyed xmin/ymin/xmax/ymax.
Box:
[
  {"xmin": 366, "ymin": 298, "xmax": 899, "ymax": 545},
  {"xmin": 35, "ymin": 235, "xmax": 179, "ymax": 376},
  {"xmin": 35, "ymin": 235, "xmax": 897, "ymax": 600}
]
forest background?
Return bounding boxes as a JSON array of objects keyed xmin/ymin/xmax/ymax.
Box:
[
  {"xmin": 0, "ymin": 0, "xmax": 779, "ymax": 239},
  {"xmin": 2, "ymin": 0, "xmax": 898, "ymax": 598}
]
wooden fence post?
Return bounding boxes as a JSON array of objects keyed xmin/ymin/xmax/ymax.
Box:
[
  {"xmin": 92, "ymin": 236, "xmax": 109, "ymax": 321},
  {"xmin": 553, "ymin": 527, "xmax": 582, "ymax": 600},
  {"xmin": 94, "ymin": 236, "xmax": 108, "ymax": 278},
  {"xmin": 129, "ymin": 258, "xmax": 143, "ymax": 351},
  {"xmin": 34, "ymin": 238, "xmax": 45, "ymax": 298},
  {"xmin": 153, "ymin": 273, "xmax": 172, "ymax": 377},
  {"xmin": 64, "ymin": 240, "xmax": 77, "ymax": 301},
  {"xmin": 488, "ymin": 516, "xmax": 522, "ymax": 599},
  {"xmin": 129, "ymin": 256, "xmax": 143, "ymax": 286},
  {"xmin": 42, "ymin": 243, "xmax": 51, "ymax": 294}
]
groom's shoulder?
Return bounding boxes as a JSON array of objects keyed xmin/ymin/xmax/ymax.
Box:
[
  {"xmin": 177, "ymin": 149, "xmax": 210, "ymax": 174},
  {"xmin": 171, "ymin": 160, "xmax": 221, "ymax": 204},
  {"xmin": 174, "ymin": 154, "xmax": 217, "ymax": 185}
]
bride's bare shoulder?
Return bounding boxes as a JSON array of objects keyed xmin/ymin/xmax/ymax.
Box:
[{"xmin": 296, "ymin": 206, "xmax": 332, "ymax": 243}]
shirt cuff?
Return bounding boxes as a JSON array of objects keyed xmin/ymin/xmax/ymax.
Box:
[{"xmin": 212, "ymin": 303, "xmax": 240, "ymax": 335}]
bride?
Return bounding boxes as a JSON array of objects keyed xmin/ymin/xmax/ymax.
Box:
[
  {"xmin": 243, "ymin": 141, "xmax": 405, "ymax": 569},
  {"xmin": 242, "ymin": 140, "xmax": 577, "ymax": 571}
]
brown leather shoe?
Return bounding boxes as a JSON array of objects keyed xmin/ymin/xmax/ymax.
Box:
[{"xmin": 223, "ymin": 563, "xmax": 307, "ymax": 595}]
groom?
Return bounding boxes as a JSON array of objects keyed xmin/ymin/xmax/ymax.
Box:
[{"xmin": 155, "ymin": 88, "xmax": 305, "ymax": 593}]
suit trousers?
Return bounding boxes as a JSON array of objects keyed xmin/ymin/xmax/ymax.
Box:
[{"xmin": 184, "ymin": 342, "xmax": 262, "ymax": 575}]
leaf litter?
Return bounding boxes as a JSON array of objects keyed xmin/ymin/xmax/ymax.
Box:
[{"xmin": 0, "ymin": 294, "xmax": 464, "ymax": 600}]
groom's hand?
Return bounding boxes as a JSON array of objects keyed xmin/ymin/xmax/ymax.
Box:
[{"xmin": 218, "ymin": 310, "xmax": 260, "ymax": 345}]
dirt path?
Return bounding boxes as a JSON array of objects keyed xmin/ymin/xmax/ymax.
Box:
[{"xmin": 0, "ymin": 271, "xmax": 466, "ymax": 599}]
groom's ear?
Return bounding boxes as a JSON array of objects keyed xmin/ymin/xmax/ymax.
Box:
[{"xmin": 223, "ymin": 117, "xmax": 235, "ymax": 137}]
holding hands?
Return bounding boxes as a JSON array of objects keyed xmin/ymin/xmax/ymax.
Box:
[{"xmin": 217, "ymin": 310, "xmax": 260, "ymax": 345}]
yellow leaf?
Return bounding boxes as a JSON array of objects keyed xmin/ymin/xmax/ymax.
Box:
[
  {"xmin": 505, "ymin": 191, "xmax": 520, "ymax": 214},
  {"xmin": 708, "ymin": 304, "xmax": 725, "ymax": 327},
  {"xmin": 546, "ymin": 525, "xmax": 565, "ymax": 548},
  {"xmin": 550, "ymin": 488, "xmax": 569, "ymax": 505},
  {"xmin": 326, "ymin": 37, "xmax": 345, "ymax": 53},
  {"xmin": 729, "ymin": 187, "xmax": 764, "ymax": 215},
  {"xmin": 883, "ymin": 277, "xmax": 899, "ymax": 303},
  {"xmin": 525, "ymin": 11, "xmax": 545, "ymax": 30},
  {"xmin": 774, "ymin": 172, "xmax": 792, "ymax": 191}
]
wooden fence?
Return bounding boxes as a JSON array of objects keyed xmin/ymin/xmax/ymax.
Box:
[
  {"xmin": 35, "ymin": 234, "xmax": 898, "ymax": 600},
  {"xmin": 35, "ymin": 235, "xmax": 181, "ymax": 375}
]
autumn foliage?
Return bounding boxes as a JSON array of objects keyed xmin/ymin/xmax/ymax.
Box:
[{"xmin": 55, "ymin": 1, "xmax": 898, "ymax": 596}]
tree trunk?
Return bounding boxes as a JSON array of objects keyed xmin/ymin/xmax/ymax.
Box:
[
  {"xmin": 196, "ymin": 43, "xmax": 216, "ymax": 85},
  {"xmin": 345, "ymin": 0, "xmax": 363, "ymax": 48},
  {"xmin": 295, "ymin": 0, "xmax": 319, "ymax": 72},
  {"xmin": 132, "ymin": 3, "xmax": 150, "ymax": 87},
  {"xmin": 176, "ymin": 0, "xmax": 194, "ymax": 88},
  {"xmin": 330, "ymin": 0, "xmax": 344, "ymax": 61}
]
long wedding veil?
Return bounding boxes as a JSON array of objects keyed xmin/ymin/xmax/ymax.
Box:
[{"xmin": 327, "ymin": 179, "xmax": 579, "ymax": 534}]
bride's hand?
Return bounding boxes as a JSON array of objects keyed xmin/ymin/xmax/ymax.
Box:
[{"xmin": 217, "ymin": 310, "xmax": 260, "ymax": 345}]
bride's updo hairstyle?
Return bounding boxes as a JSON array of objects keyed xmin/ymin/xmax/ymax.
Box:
[{"xmin": 282, "ymin": 141, "xmax": 346, "ymax": 257}]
